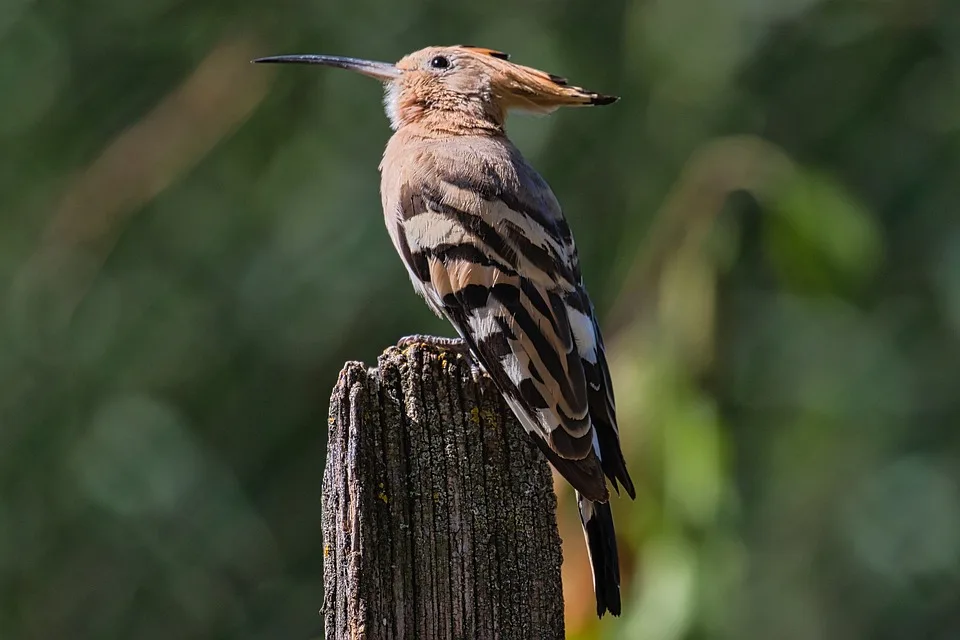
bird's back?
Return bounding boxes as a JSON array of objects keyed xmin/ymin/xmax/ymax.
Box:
[
  {"xmin": 381, "ymin": 131, "xmax": 564, "ymax": 235},
  {"xmin": 379, "ymin": 128, "xmax": 633, "ymax": 504}
]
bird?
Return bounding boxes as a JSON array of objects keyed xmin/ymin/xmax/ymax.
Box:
[{"xmin": 254, "ymin": 45, "xmax": 636, "ymax": 617}]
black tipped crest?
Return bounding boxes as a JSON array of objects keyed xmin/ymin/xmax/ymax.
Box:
[
  {"xmin": 591, "ymin": 94, "xmax": 619, "ymax": 106},
  {"xmin": 458, "ymin": 44, "xmax": 511, "ymax": 60}
]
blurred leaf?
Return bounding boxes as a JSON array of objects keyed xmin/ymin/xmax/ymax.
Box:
[{"xmin": 765, "ymin": 169, "xmax": 883, "ymax": 292}]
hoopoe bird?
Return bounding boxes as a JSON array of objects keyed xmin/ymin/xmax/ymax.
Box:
[{"xmin": 255, "ymin": 45, "xmax": 636, "ymax": 617}]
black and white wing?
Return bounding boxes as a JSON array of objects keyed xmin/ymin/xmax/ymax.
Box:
[{"xmin": 387, "ymin": 149, "xmax": 635, "ymax": 616}]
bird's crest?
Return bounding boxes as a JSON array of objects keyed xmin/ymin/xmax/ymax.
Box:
[{"xmin": 458, "ymin": 45, "xmax": 511, "ymax": 61}]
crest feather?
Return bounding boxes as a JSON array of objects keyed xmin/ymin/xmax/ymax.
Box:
[{"xmin": 457, "ymin": 44, "xmax": 511, "ymax": 60}]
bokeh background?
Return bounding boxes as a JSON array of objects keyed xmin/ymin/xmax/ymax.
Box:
[{"xmin": 4, "ymin": 0, "xmax": 960, "ymax": 638}]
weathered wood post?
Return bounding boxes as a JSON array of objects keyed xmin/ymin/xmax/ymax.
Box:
[{"xmin": 322, "ymin": 341, "xmax": 565, "ymax": 640}]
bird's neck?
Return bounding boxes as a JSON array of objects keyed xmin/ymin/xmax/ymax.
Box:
[
  {"xmin": 386, "ymin": 90, "xmax": 506, "ymax": 136},
  {"xmin": 422, "ymin": 125, "xmax": 506, "ymax": 143},
  {"xmin": 393, "ymin": 109, "xmax": 505, "ymax": 137}
]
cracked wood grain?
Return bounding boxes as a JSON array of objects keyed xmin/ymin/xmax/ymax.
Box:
[{"xmin": 322, "ymin": 341, "xmax": 564, "ymax": 640}]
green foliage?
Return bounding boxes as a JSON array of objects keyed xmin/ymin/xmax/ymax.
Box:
[
  {"xmin": 767, "ymin": 169, "xmax": 882, "ymax": 292},
  {"xmin": 2, "ymin": 0, "xmax": 960, "ymax": 638}
]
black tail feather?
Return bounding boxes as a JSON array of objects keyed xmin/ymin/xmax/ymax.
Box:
[{"xmin": 578, "ymin": 494, "xmax": 622, "ymax": 617}]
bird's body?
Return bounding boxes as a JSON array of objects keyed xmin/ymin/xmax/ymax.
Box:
[{"xmin": 256, "ymin": 45, "xmax": 635, "ymax": 617}]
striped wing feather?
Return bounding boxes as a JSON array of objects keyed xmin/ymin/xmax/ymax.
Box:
[
  {"xmin": 388, "ymin": 142, "xmax": 633, "ymax": 503},
  {"xmin": 395, "ymin": 179, "xmax": 600, "ymax": 499}
]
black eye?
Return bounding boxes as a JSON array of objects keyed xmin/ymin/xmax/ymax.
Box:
[{"xmin": 429, "ymin": 55, "xmax": 450, "ymax": 70}]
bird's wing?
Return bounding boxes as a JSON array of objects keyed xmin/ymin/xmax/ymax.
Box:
[
  {"xmin": 390, "ymin": 166, "xmax": 630, "ymax": 502},
  {"xmin": 575, "ymin": 292, "xmax": 635, "ymax": 498},
  {"xmin": 546, "ymin": 187, "xmax": 635, "ymax": 499}
]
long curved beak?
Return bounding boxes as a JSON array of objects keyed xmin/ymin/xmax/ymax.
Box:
[{"xmin": 252, "ymin": 54, "xmax": 400, "ymax": 82}]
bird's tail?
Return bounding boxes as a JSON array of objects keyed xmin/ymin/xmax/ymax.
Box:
[{"xmin": 577, "ymin": 492, "xmax": 622, "ymax": 617}]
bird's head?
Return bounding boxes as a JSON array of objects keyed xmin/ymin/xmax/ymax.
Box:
[{"xmin": 254, "ymin": 45, "xmax": 618, "ymax": 132}]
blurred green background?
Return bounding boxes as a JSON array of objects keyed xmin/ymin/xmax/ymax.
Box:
[{"xmin": 3, "ymin": 0, "xmax": 960, "ymax": 638}]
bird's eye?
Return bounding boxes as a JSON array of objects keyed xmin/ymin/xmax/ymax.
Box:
[{"xmin": 429, "ymin": 55, "xmax": 450, "ymax": 70}]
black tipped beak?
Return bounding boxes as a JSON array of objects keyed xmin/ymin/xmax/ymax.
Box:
[{"xmin": 252, "ymin": 54, "xmax": 400, "ymax": 81}]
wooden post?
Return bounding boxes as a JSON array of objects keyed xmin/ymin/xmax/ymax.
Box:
[{"xmin": 322, "ymin": 342, "xmax": 565, "ymax": 640}]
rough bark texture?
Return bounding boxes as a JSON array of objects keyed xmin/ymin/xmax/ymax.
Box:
[{"xmin": 322, "ymin": 341, "xmax": 565, "ymax": 640}]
